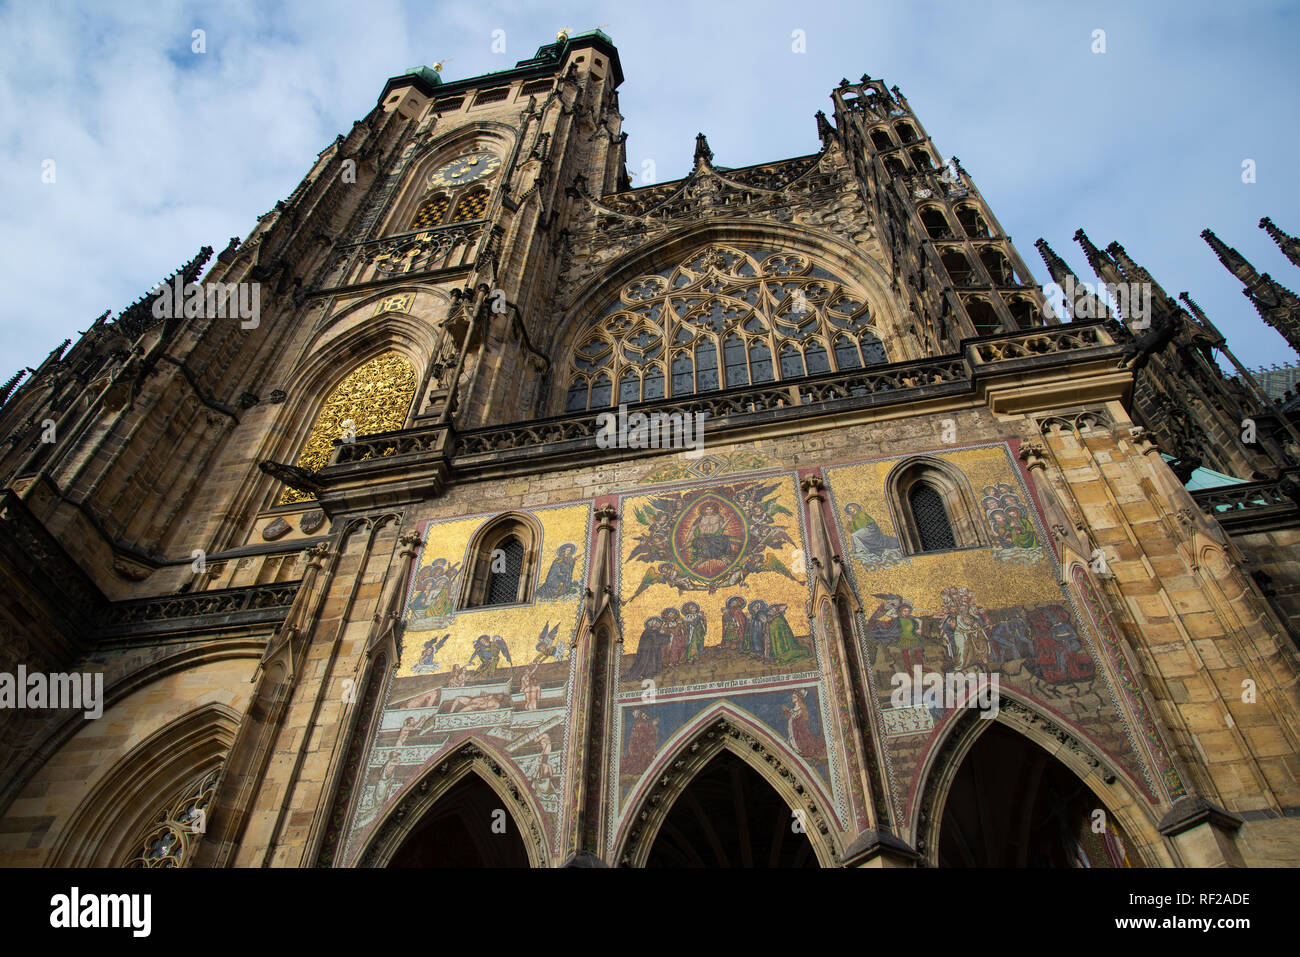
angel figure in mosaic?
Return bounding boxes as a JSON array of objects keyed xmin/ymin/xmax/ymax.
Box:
[
  {"xmin": 468, "ymin": 634, "xmax": 513, "ymax": 677},
  {"xmin": 532, "ymin": 621, "xmax": 565, "ymax": 663}
]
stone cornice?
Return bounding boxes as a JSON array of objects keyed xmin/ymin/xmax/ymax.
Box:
[{"xmin": 282, "ymin": 321, "xmax": 1126, "ymax": 500}]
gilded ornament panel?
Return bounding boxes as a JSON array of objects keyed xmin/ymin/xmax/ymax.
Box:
[{"xmin": 278, "ymin": 352, "xmax": 416, "ymax": 505}]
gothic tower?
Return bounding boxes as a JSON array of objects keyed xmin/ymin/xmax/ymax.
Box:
[{"xmin": 1, "ymin": 32, "xmax": 1298, "ymax": 869}]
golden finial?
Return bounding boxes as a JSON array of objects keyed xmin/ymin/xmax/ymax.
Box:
[{"xmin": 556, "ymin": 27, "xmax": 571, "ymax": 41}]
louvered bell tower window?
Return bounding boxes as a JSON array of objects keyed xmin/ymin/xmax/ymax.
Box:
[
  {"xmin": 484, "ymin": 535, "xmax": 524, "ymax": 605},
  {"xmin": 910, "ymin": 483, "xmax": 956, "ymax": 551}
]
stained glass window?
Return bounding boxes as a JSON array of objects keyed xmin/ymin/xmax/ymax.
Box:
[{"xmin": 562, "ymin": 244, "xmax": 888, "ymax": 410}]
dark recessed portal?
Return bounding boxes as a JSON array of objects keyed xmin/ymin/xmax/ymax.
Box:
[
  {"xmin": 937, "ymin": 722, "xmax": 1136, "ymax": 867},
  {"xmin": 645, "ymin": 750, "xmax": 818, "ymax": 867},
  {"xmin": 387, "ymin": 773, "xmax": 530, "ymax": 868}
]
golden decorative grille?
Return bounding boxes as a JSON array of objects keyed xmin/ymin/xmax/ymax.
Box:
[
  {"xmin": 278, "ymin": 352, "xmax": 417, "ymax": 505},
  {"xmin": 411, "ymin": 194, "xmax": 451, "ymax": 230},
  {"xmin": 450, "ymin": 187, "xmax": 489, "ymax": 223},
  {"xmin": 563, "ymin": 243, "xmax": 887, "ymax": 411}
]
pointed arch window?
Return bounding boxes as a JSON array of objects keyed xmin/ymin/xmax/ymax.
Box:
[
  {"xmin": 461, "ymin": 515, "xmax": 540, "ymax": 609},
  {"xmin": 561, "ymin": 244, "xmax": 889, "ymax": 411},
  {"xmin": 887, "ymin": 457, "xmax": 989, "ymax": 556},
  {"xmin": 966, "ymin": 298, "xmax": 1002, "ymax": 336},
  {"xmin": 277, "ymin": 352, "xmax": 417, "ymax": 505},
  {"xmin": 910, "ymin": 483, "xmax": 957, "ymax": 552}
]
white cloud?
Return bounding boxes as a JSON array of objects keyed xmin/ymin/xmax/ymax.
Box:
[{"xmin": 2, "ymin": 0, "xmax": 1298, "ymax": 381}]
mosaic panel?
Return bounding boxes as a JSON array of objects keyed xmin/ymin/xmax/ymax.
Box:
[
  {"xmin": 610, "ymin": 473, "xmax": 843, "ymax": 843},
  {"xmin": 824, "ymin": 444, "xmax": 1158, "ymax": 815},
  {"xmin": 339, "ymin": 503, "xmax": 591, "ymax": 864}
]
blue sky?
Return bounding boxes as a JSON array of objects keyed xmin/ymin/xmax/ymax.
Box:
[{"xmin": 3, "ymin": 0, "xmax": 1299, "ymax": 379}]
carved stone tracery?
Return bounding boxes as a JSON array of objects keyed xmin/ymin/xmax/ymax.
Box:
[{"xmin": 563, "ymin": 243, "xmax": 887, "ymax": 411}]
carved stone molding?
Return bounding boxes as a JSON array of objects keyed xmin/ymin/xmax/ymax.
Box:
[
  {"xmin": 1018, "ymin": 442, "xmax": 1046, "ymax": 471},
  {"xmin": 999, "ymin": 697, "xmax": 1115, "ymax": 785},
  {"xmin": 1128, "ymin": 426, "xmax": 1161, "ymax": 456},
  {"xmin": 97, "ymin": 581, "xmax": 302, "ymax": 640},
  {"xmin": 1035, "ymin": 407, "xmax": 1115, "ymax": 436}
]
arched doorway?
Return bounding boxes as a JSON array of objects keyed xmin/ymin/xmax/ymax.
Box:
[
  {"xmin": 387, "ymin": 773, "xmax": 530, "ymax": 868},
  {"xmin": 936, "ymin": 723, "xmax": 1136, "ymax": 867},
  {"xmin": 644, "ymin": 751, "xmax": 818, "ymax": 867}
]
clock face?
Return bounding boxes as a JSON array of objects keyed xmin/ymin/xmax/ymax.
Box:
[{"xmin": 428, "ymin": 152, "xmax": 501, "ymax": 188}]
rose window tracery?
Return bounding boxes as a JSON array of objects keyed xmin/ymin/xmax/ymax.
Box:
[{"xmin": 563, "ymin": 244, "xmax": 886, "ymax": 412}]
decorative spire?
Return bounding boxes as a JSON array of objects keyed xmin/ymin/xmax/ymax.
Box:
[
  {"xmin": 1201, "ymin": 228, "xmax": 1261, "ymax": 285},
  {"xmin": 814, "ymin": 110, "xmax": 837, "ymax": 148},
  {"xmin": 1073, "ymin": 228, "xmax": 1125, "ymax": 289},
  {"xmin": 1036, "ymin": 237, "xmax": 1108, "ymax": 321},
  {"xmin": 1107, "ymin": 240, "xmax": 1178, "ymax": 315},
  {"xmin": 1034, "ymin": 237, "xmax": 1078, "ymax": 287},
  {"xmin": 1260, "ymin": 217, "xmax": 1300, "ymax": 270},
  {"xmin": 217, "ymin": 236, "xmax": 242, "ymax": 264},
  {"xmin": 113, "ymin": 245, "xmax": 214, "ymax": 343},
  {"xmin": 1203, "ymin": 228, "xmax": 1300, "ymax": 356},
  {"xmin": 0, "ymin": 370, "xmax": 27, "ymax": 408},
  {"xmin": 45, "ymin": 339, "xmax": 70, "ymax": 365},
  {"xmin": 1105, "ymin": 241, "xmax": 1154, "ymax": 286},
  {"xmin": 693, "ymin": 132, "xmax": 713, "ymax": 168},
  {"xmin": 1178, "ymin": 291, "xmax": 1223, "ymax": 341}
]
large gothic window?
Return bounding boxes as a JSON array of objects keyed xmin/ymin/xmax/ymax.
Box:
[
  {"xmin": 562, "ymin": 244, "xmax": 887, "ymax": 412},
  {"xmin": 126, "ymin": 767, "xmax": 220, "ymax": 868},
  {"xmin": 278, "ymin": 352, "xmax": 418, "ymax": 505}
]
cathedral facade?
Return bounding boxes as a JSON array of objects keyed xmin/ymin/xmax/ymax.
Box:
[{"xmin": 1, "ymin": 31, "xmax": 1299, "ymax": 868}]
